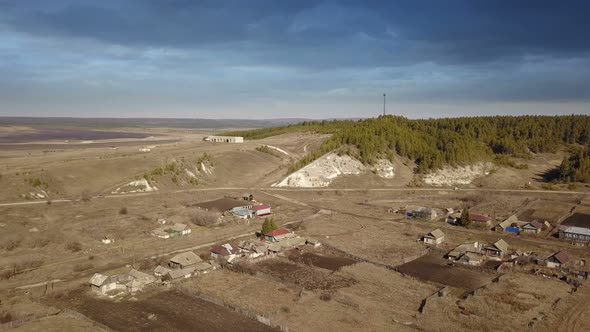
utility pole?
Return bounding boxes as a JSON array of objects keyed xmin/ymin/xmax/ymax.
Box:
[{"xmin": 383, "ymin": 93, "xmax": 386, "ymax": 116}]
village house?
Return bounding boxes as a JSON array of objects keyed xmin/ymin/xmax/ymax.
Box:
[
  {"xmin": 125, "ymin": 269, "xmax": 157, "ymax": 293},
  {"xmin": 169, "ymin": 251, "xmax": 202, "ymax": 269},
  {"xmin": 497, "ymin": 214, "xmax": 546, "ymax": 235},
  {"xmin": 470, "ymin": 213, "xmax": 492, "ymax": 227},
  {"xmin": 546, "ymin": 250, "xmax": 571, "ymax": 269},
  {"xmin": 210, "ymin": 243, "xmax": 239, "ymax": 263},
  {"xmin": 252, "ymin": 204, "xmax": 272, "ymax": 217},
  {"xmin": 496, "ymin": 214, "xmax": 520, "ymax": 233},
  {"xmin": 559, "ymin": 226, "xmax": 590, "ymax": 243},
  {"xmin": 204, "ymin": 136, "xmax": 244, "ymax": 143},
  {"xmin": 153, "ymin": 265, "xmax": 172, "ymax": 278},
  {"xmin": 521, "ymin": 221, "xmax": 544, "ymax": 235},
  {"xmin": 152, "ymin": 223, "xmax": 192, "ymax": 239},
  {"xmin": 423, "ymin": 229, "xmax": 445, "ymax": 246},
  {"xmin": 193, "ymin": 262, "xmax": 214, "ymax": 275},
  {"xmin": 263, "ymin": 228, "xmax": 293, "ymax": 242},
  {"xmin": 447, "ymin": 241, "xmax": 485, "ymax": 261},
  {"xmin": 238, "ymin": 240, "xmax": 269, "ymax": 259},
  {"xmin": 458, "ymin": 251, "xmax": 485, "ymax": 266},
  {"xmin": 412, "ymin": 207, "xmax": 437, "ymax": 221},
  {"xmin": 231, "ymin": 207, "xmax": 255, "ymax": 219},
  {"xmin": 163, "ymin": 267, "xmax": 195, "ymax": 281},
  {"xmin": 89, "ymin": 269, "xmax": 155, "ymax": 295},
  {"xmin": 89, "ymin": 273, "xmax": 117, "ymax": 295},
  {"xmin": 484, "ymin": 239, "xmax": 509, "ymax": 259}
]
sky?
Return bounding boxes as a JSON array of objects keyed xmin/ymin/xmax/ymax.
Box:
[{"xmin": 0, "ymin": 0, "xmax": 589, "ymax": 119}]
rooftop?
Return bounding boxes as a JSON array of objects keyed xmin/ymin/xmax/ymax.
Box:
[
  {"xmin": 427, "ymin": 229, "xmax": 445, "ymax": 239},
  {"xmin": 550, "ymin": 250, "xmax": 572, "ymax": 264},
  {"xmin": 252, "ymin": 204, "xmax": 270, "ymax": 211},
  {"xmin": 562, "ymin": 226, "xmax": 590, "ymax": 236},
  {"xmin": 265, "ymin": 228, "xmax": 290, "ymax": 237},
  {"xmin": 170, "ymin": 251, "xmax": 202, "ymax": 266},
  {"xmin": 470, "ymin": 213, "xmax": 491, "ymax": 222},
  {"xmin": 195, "ymin": 198, "xmax": 249, "ymax": 212}
]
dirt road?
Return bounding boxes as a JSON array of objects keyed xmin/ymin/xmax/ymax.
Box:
[{"xmin": 1, "ymin": 186, "xmax": 587, "ymax": 208}]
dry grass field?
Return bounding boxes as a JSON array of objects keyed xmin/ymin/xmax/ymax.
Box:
[
  {"xmin": 184, "ymin": 263, "xmax": 437, "ymax": 332},
  {"xmin": 1, "ymin": 125, "xmax": 590, "ymax": 331}
]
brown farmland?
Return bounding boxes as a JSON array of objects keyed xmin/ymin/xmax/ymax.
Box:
[
  {"xmin": 46, "ymin": 288, "xmax": 275, "ymax": 332},
  {"xmin": 396, "ymin": 254, "xmax": 494, "ymax": 291}
]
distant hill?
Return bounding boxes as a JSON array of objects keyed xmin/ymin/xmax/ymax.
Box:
[
  {"xmin": 0, "ymin": 117, "xmax": 311, "ymax": 129},
  {"xmin": 225, "ymin": 115, "xmax": 590, "ymax": 178}
]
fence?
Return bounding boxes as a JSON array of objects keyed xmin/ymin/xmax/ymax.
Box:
[
  {"xmin": 175, "ymin": 284, "xmax": 289, "ymax": 332},
  {"xmin": 0, "ymin": 307, "xmax": 110, "ymax": 331}
]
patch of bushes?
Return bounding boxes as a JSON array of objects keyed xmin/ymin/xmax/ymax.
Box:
[
  {"xmin": 255, "ymin": 145, "xmax": 281, "ymax": 158},
  {"xmin": 0, "ymin": 311, "xmax": 14, "ymax": 323},
  {"xmin": 65, "ymin": 241, "xmax": 82, "ymax": 252},
  {"xmin": 2, "ymin": 238, "xmax": 22, "ymax": 251},
  {"xmin": 26, "ymin": 177, "xmax": 49, "ymax": 189},
  {"xmin": 80, "ymin": 190, "xmax": 92, "ymax": 202},
  {"xmin": 319, "ymin": 293, "xmax": 332, "ymax": 301},
  {"xmin": 28, "ymin": 237, "xmax": 50, "ymax": 249},
  {"xmin": 494, "ymin": 155, "xmax": 529, "ymax": 169},
  {"xmin": 119, "ymin": 207, "xmax": 128, "ymax": 215},
  {"xmin": 191, "ymin": 210, "xmax": 220, "ymax": 226}
]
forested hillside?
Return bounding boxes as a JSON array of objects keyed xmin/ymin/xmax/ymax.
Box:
[
  {"xmin": 558, "ymin": 146, "xmax": 590, "ymax": 183},
  {"xmin": 226, "ymin": 115, "xmax": 590, "ymax": 176}
]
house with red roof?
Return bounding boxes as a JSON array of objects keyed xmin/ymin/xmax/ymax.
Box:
[
  {"xmin": 470, "ymin": 213, "xmax": 492, "ymax": 226},
  {"xmin": 546, "ymin": 250, "xmax": 571, "ymax": 269},
  {"xmin": 263, "ymin": 228, "xmax": 293, "ymax": 242},
  {"xmin": 210, "ymin": 243, "xmax": 239, "ymax": 263},
  {"xmin": 252, "ymin": 204, "xmax": 271, "ymax": 217}
]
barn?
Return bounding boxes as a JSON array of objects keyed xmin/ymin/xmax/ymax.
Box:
[
  {"xmin": 252, "ymin": 204, "xmax": 271, "ymax": 217},
  {"xmin": 204, "ymin": 136, "xmax": 244, "ymax": 143}
]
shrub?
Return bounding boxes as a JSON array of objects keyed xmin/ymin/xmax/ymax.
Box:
[
  {"xmin": 191, "ymin": 210, "xmax": 220, "ymax": 226},
  {"xmin": 0, "ymin": 270, "xmax": 16, "ymax": 280},
  {"xmin": 119, "ymin": 207, "xmax": 128, "ymax": 215},
  {"xmin": 28, "ymin": 237, "xmax": 50, "ymax": 248},
  {"xmin": 80, "ymin": 190, "xmax": 92, "ymax": 202},
  {"xmin": 3, "ymin": 238, "xmax": 22, "ymax": 251},
  {"xmin": 65, "ymin": 241, "xmax": 82, "ymax": 252},
  {"xmin": 0, "ymin": 311, "xmax": 14, "ymax": 323},
  {"xmin": 320, "ymin": 293, "xmax": 332, "ymax": 301}
]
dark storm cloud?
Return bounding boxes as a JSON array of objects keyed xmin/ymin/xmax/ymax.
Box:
[
  {"xmin": 3, "ymin": 0, "xmax": 589, "ymax": 67},
  {"xmin": 0, "ymin": 0, "xmax": 589, "ymax": 117}
]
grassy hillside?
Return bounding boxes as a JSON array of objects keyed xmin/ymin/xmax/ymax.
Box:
[{"xmin": 225, "ymin": 115, "xmax": 590, "ymax": 175}]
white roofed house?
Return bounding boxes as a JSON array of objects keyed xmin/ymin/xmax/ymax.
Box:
[{"xmin": 559, "ymin": 226, "xmax": 590, "ymax": 243}]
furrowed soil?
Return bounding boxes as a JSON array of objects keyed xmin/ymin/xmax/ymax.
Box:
[
  {"xmin": 287, "ymin": 249, "xmax": 357, "ymax": 271},
  {"xmin": 396, "ymin": 254, "xmax": 494, "ymax": 290},
  {"xmin": 45, "ymin": 288, "xmax": 275, "ymax": 332}
]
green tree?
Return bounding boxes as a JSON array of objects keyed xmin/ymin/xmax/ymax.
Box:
[
  {"xmin": 460, "ymin": 208, "xmax": 472, "ymax": 227},
  {"xmin": 261, "ymin": 217, "xmax": 278, "ymax": 234}
]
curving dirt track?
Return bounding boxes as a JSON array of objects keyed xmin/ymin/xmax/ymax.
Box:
[{"xmin": 557, "ymin": 286, "xmax": 590, "ymax": 332}]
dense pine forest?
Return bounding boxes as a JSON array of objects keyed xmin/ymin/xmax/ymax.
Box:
[{"xmin": 225, "ymin": 115, "xmax": 590, "ymax": 181}]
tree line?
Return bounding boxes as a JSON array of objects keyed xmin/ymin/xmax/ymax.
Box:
[{"xmin": 225, "ymin": 115, "xmax": 590, "ymax": 179}]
